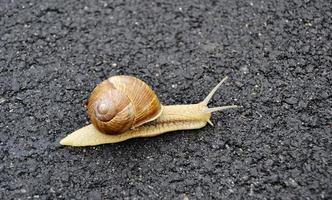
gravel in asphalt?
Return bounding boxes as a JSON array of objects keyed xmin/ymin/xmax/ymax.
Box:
[{"xmin": 0, "ymin": 0, "xmax": 331, "ymax": 199}]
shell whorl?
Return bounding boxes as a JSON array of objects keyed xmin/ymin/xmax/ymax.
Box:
[{"xmin": 87, "ymin": 75, "xmax": 163, "ymax": 134}]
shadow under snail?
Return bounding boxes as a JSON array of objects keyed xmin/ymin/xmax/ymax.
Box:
[{"xmin": 60, "ymin": 75, "xmax": 239, "ymax": 146}]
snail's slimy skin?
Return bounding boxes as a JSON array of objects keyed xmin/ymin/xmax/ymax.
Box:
[
  {"xmin": 60, "ymin": 76, "xmax": 239, "ymax": 147},
  {"xmin": 60, "ymin": 104, "xmax": 210, "ymax": 146}
]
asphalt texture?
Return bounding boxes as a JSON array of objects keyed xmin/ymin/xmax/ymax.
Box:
[{"xmin": 1, "ymin": 0, "xmax": 331, "ymax": 199}]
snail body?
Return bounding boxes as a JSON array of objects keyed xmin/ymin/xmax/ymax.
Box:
[{"xmin": 60, "ymin": 75, "xmax": 238, "ymax": 147}]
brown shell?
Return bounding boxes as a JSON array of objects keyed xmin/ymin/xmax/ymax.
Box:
[{"xmin": 87, "ymin": 75, "xmax": 163, "ymax": 134}]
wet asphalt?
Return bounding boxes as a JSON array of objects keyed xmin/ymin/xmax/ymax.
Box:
[{"xmin": 0, "ymin": 0, "xmax": 331, "ymax": 199}]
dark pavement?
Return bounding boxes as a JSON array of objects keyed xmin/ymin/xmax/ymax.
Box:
[{"xmin": 0, "ymin": 0, "xmax": 331, "ymax": 199}]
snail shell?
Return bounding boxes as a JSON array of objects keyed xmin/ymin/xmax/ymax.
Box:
[{"xmin": 87, "ymin": 75, "xmax": 163, "ymax": 134}]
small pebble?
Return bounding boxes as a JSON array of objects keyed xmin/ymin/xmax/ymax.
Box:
[
  {"xmin": 240, "ymin": 66, "xmax": 249, "ymax": 74},
  {"xmin": 285, "ymin": 97, "xmax": 298, "ymax": 104},
  {"xmin": 0, "ymin": 97, "xmax": 6, "ymax": 104}
]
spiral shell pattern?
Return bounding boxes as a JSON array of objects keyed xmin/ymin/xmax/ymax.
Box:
[{"xmin": 87, "ymin": 75, "xmax": 163, "ymax": 134}]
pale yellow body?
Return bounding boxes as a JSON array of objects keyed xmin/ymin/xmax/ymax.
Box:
[{"xmin": 60, "ymin": 103, "xmax": 210, "ymax": 146}]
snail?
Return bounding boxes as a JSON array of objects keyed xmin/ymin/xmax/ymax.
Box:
[{"xmin": 60, "ymin": 75, "xmax": 238, "ymax": 146}]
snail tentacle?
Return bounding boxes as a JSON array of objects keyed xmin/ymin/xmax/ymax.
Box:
[
  {"xmin": 202, "ymin": 76, "xmax": 229, "ymax": 105},
  {"xmin": 203, "ymin": 105, "xmax": 239, "ymax": 113}
]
